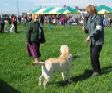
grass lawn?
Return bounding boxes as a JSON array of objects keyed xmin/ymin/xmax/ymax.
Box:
[{"xmin": 0, "ymin": 24, "xmax": 112, "ymax": 93}]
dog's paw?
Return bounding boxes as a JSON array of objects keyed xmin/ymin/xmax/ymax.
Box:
[
  {"xmin": 44, "ymin": 86, "xmax": 46, "ymax": 89},
  {"xmin": 39, "ymin": 82, "xmax": 41, "ymax": 86},
  {"xmin": 68, "ymin": 79, "xmax": 72, "ymax": 83}
]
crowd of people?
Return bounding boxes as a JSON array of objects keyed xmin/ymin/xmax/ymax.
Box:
[
  {"xmin": 43, "ymin": 15, "xmax": 79, "ymax": 25},
  {"xmin": 0, "ymin": 14, "xmax": 18, "ymax": 33},
  {"xmin": 0, "ymin": 13, "xmax": 111, "ymax": 34}
]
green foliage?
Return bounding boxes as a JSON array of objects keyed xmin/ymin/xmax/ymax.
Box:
[{"xmin": 0, "ymin": 25, "xmax": 112, "ymax": 93}]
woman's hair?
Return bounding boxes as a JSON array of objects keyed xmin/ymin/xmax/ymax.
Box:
[
  {"xmin": 86, "ymin": 5, "xmax": 97, "ymax": 15},
  {"xmin": 32, "ymin": 14, "xmax": 39, "ymax": 20}
]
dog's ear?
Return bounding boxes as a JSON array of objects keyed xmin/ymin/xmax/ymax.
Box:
[
  {"xmin": 60, "ymin": 51, "xmax": 62, "ymax": 54},
  {"xmin": 69, "ymin": 54, "xmax": 72, "ymax": 58},
  {"xmin": 68, "ymin": 47, "xmax": 70, "ymax": 53},
  {"xmin": 68, "ymin": 54, "xmax": 73, "ymax": 61}
]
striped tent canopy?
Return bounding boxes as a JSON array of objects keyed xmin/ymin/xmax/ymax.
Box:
[
  {"xmin": 57, "ymin": 6, "xmax": 78, "ymax": 14},
  {"xmin": 97, "ymin": 5, "xmax": 112, "ymax": 14},
  {"xmin": 32, "ymin": 6, "xmax": 78, "ymax": 14},
  {"xmin": 32, "ymin": 7, "xmax": 41, "ymax": 14}
]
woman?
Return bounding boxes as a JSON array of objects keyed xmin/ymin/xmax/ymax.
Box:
[
  {"xmin": 26, "ymin": 14, "xmax": 44, "ymax": 64},
  {"xmin": 10, "ymin": 15, "xmax": 15, "ymax": 32},
  {"xmin": 83, "ymin": 5, "xmax": 104, "ymax": 76},
  {"xmin": 0, "ymin": 17, "xmax": 5, "ymax": 33},
  {"xmin": 4, "ymin": 18, "xmax": 10, "ymax": 32}
]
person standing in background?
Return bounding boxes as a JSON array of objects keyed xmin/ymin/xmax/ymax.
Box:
[
  {"xmin": 0, "ymin": 16, "xmax": 1, "ymax": 33},
  {"xmin": 4, "ymin": 18, "xmax": 10, "ymax": 32},
  {"xmin": 14, "ymin": 16, "xmax": 18, "ymax": 33},
  {"xmin": 0, "ymin": 16, "xmax": 5, "ymax": 33},
  {"xmin": 10, "ymin": 14, "xmax": 17, "ymax": 33},
  {"xmin": 10, "ymin": 14, "xmax": 15, "ymax": 32}
]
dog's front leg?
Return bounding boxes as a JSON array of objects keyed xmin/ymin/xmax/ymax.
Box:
[
  {"xmin": 66, "ymin": 70, "xmax": 72, "ymax": 83},
  {"xmin": 61, "ymin": 72, "xmax": 65, "ymax": 81}
]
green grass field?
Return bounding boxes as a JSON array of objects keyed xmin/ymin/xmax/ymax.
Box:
[{"xmin": 0, "ymin": 24, "xmax": 112, "ymax": 93}]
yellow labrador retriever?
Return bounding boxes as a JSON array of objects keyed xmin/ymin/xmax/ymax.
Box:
[{"xmin": 34, "ymin": 45, "xmax": 72, "ymax": 88}]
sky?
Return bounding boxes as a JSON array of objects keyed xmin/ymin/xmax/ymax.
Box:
[{"xmin": 0, "ymin": 0, "xmax": 112, "ymax": 14}]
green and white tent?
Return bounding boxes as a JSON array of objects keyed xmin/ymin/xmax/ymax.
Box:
[
  {"xmin": 32, "ymin": 7, "xmax": 41, "ymax": 14},
  {"xmin": 32, "ymin": 6, "xmax": 78, "ymax": 14},
  {"xmin": 57, "ymin": 6, "xmax": 78, "ymax": 14},
  {"xmin": 97, "ymin": 5, "xmax": 112, "ymax": 14}
]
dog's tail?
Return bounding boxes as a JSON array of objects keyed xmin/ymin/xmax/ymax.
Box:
[{"xmin": 32, "ymin": 62, "xmax": 45, "ymax": 66}]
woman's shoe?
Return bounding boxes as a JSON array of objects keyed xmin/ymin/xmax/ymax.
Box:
[{"xmin": 92, "ymin": 72, "xmax": 100, "ymax": 76}]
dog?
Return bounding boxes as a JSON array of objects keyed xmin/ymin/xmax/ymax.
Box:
[{"xmin": 34, "ymin": 45, "xmax": 72, "ymax": 88}]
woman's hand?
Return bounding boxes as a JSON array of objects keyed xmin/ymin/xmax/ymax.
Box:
[
  {"xmin": 82, "ymin": 26, "xmax": 85, "ymax": 31},
  {"xmin": 82, "ymin": 26, "xmax": 89, "ymax": 33},
  {"xmin": 85, "ymin": 36, "xmax": 90, "ymax": 43},
  {"xmin": 26, "ymin": 41, "xmax": 32, "ymax": 45}
]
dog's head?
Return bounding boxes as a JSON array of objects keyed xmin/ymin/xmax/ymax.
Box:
[{"xmin": 60, "ymin": 45, "xmax": 70, "ymax": 55}]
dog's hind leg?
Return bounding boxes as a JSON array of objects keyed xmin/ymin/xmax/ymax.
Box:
[
  {"xmin": 43, "ymin": 76, "xmax": 50, "ymax": 89},
  {"xmin": 39, "ymin": 75, "xmax": 44, "ymax": 86},
  {"xmin": 39, "ymin": 65, "xmax": 46, "ymax": 86},
  {"xmin": 41, "ymin": 65, "xmax": 50, "ymax": 89},
  {"xmin": 61, "ymin": 72, "xmax": 65, "ymax": 81}
]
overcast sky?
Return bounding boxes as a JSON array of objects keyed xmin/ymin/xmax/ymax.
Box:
[{"xmin": 0, "ymin": 0, "xmax": 112, "ymax": 14}]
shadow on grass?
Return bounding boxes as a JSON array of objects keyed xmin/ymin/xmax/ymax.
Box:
[
  {"xmin": 56, "ymin": 69, "xmax": 92, "ymax": 87},
  {"xmin": 102, "ymin": 65, "xmax": 112, "ymax": 75},
  {"xmin": 0, "ymin": 80, "xmax": 21, "ymax": 93},
  {"xmin": 56, "ymin": 65, "xmax": 112, "ymax": 87},
  {"xmin": 72, "ymin": 54, "xmax": 80, "ymax": 59}
]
